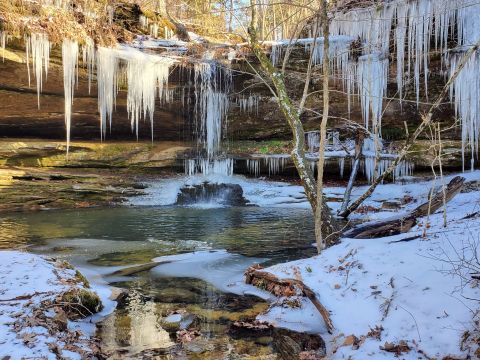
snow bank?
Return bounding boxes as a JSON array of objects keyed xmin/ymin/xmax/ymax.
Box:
[
  {"xmin": 0, "ymin": 251, "xmax": 106, "ymax": 359},
  {"xmin": 258, "ymin": 172, "xmax": 480, "ymax": 358}
]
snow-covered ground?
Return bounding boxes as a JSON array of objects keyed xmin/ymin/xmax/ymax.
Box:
[
  {"xmin": 257, "ymin": 171, "xmax": 480, "ymax": 358},
  {"xmin": 0, "ymin": 251, "xmax": 112, "ymax": 359}
]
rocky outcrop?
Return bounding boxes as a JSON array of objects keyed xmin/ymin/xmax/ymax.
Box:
[{"xmin": 175, "ymin": 182, "xmax": 250, "ymax": 206}]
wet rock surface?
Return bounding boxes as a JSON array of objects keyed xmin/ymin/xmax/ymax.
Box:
[{"xmin": 175, "ymin": 182, "xmax": 250, "ymax": 206}]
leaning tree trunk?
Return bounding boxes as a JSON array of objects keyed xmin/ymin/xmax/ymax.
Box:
[{"xmin": 248, "ymin": 0, "xmax": 339, "ymax": 241}]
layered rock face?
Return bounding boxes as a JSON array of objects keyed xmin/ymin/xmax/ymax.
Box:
[{"xmin": 0, "ymin": 40, "xmax": 457, "ymax": 144}]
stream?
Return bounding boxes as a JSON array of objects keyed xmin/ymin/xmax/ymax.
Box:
[{"xmin": 0, "ymin": 199, "xmax": 317, "ymax": 358}]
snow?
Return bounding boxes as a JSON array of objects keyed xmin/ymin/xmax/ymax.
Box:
[
  {"xmin": 129, "ymin": 174, "xmax": 311, "ymax": 208},
  {"xmin": 257, "ymin": 171, "xmax": 480, "ymax": 358},
  {"xmin": 0, "ymin": 251, "xmax": 108, "ymax": 359}
]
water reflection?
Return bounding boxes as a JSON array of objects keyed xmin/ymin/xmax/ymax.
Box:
[
  {"xmin": 0, "ymin": 205, "xmax": 316, "ymax": 357},
  {"xmin": 0, "ymin": 206, "xmax": 316, "ymax": 263},
  {"xmin": 99, "ymin": 276, "xmax": 273, "ymax": 358}
]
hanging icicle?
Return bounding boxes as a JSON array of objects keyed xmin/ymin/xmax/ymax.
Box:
[
  {"xmin": 82, "ymin": 37, "xmax": 95, "ymax": 94},
  {"xmin": 96, "ymin": 47, "xmax": 118, "ymax": 139},
  {"xmin": 25, "ymin": 33, "xmax": 51, "ymax": 108},
  {"xmin": 194, "ymin": 61, "xmax": 231, "ymax": 159},
  {"xmin": 122, "ymin": 49, "xmax": 174, "ymax": 139},
  {"xmin": 62, "ymin": 39, "xmax": 79, "ymax": 155},
  {"xmin": 355, "ymin": 53, "xmax": 389, "ymax": 132}
]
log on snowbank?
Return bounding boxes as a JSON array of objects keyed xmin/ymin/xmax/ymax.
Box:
[
  {"xmin": 344, "ymin": 176, "xmax": 465, "ymax": 239},
  {"xmin": 245, "ymin": 266, "xmax": 334, "ymax": 333}
]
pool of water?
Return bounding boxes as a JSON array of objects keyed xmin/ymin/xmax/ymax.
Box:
[{"xmin": 0, "ymin": 205, "xmax": 317, "ymax": 357}]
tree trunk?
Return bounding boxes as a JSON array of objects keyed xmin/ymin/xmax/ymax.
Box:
[
  {"xmin": 248, "ymin": 0, "xmax": 339, "ymax": 242},
  {"xmin": 339, "ymin": 132, "xmax": 363, "ymax": 214},
  {"xmin": 314, "ymin": 0, "xmax": 331, "ymax": 253}
]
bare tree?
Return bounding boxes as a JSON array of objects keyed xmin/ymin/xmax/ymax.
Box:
[{"xmin": 247, "ymin": 0, "xmax": 339, "ymax": 249}]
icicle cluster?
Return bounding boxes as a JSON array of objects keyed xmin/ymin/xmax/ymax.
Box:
[
  {"xmin": 237, "ymin": 95, "xmax": 260, "ymax": 114},
  {"xmin": 246, "ymin": 159, "xmax": 261, "ymax": 177},
  {"xmin": 82, "ymin": 37, "xmax": 95, "ymax": 94},
  {"xmin": 355, "ymin": 53, "xmax": 389, "ymax": 132},
  {"xmin": 96, "ymin": 47, "xmax": 118, "ymax": 139},
  {"xmin": 306, "ymin": 131, "xmax": 320, "ymax": 153},
  {"xmin": 328, "ymin": 0, "xmax": 480, "ymax": 166},
  {"xmin": 150, "ymin": 24, "xmax": 159, "ymax": 38},
  {"xmin": 139, "ymin": 15, "xmax": 149, "ymax": 29},
  {"xmin": 185, "ymin": 158, "xmax": 234, "ymax": 176},
  {"xmin": 123, "ymin": 49, "xmax": 174, "ymax": 139},
  {"xmin": 1, "ymin": 32, "xmax": 7, "ymax": 62},
  {"xmin": 62, "ymin": 39, "xmax": 79, "ymax": 154},
  {"xmin": 448, "ymin": 50, "xmax": 480, "ymax": 170},
  {"xmin": 26, "ymin": 34, "xmax": 51, "ymax": 108},
  {"xmin": 194, "ymin": 61, "xmax": 232, "ymax": 159},
  {"xmin": 245, "ymin": 156, "xmax": 289, "ymax": 177}
]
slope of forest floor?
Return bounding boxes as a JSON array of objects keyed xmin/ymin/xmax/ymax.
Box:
[
  {"xmin": 256, "ymin": 171, "xmax": 480, "ymax": 359},
  {"xmin": 0, "ymin": 251, "xmax": 114, "ymax": 358}
]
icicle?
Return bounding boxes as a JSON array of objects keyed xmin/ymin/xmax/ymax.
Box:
[
  {"xmin": 246, "ymin": 159, "xmax": 261, "ymax": 177},
  {"xmin": 238, "ymin": 94, "xmax": 260, "ymax": 114},
  {"xmin": 150, "ymin": 24, "xmax": 159, "ymax": 38},
  {"xmin": 339, "ymin": 157, "xmax": 345, "ymax": 178},
  {"xmin": 124, "ymin": 50, "xmax": 174, "ymax": 139},
  {"xmin": 270, "ymin": 43, "xmax": 283, "ymax": 66},
  {"xmin": 184, "ymin": 158, "xmax": 234, "ymax": 176},
  {"xmin": 62, "ymin": 39, "xmax": 79, "ymax": 155},
  {"xmin": 25, "ymin": 34, "xmax": 51, "ymax": 108},
  {"xmin": 139, "ymin": 15, "xmax": 149, "ymax": 29},
  {"xmin": 306, "ymin": 131, "xmax": 320, "ymax": 153},
  {"xmin": 96, "ymin": 47, "xmax": 118, "ymax": 139},
  {"xmin": 355, "ymin": 53, "xmax": 389, "ymax": 132},
  {"xmin": 448, "ymin": 50, "xmax": 480, "ymax": 171},
  {"xmin": 82, "ymin": 37, "xmax": 95, "ymax": 94},
  {"xmin": 194, "ymin": 61, "xmax": 231, "ymax": 159},
  {"xmin": 1, "ymin": 32, "xmax": 6, "ymax": 62},
  {"xmin": 264, "ymin": 156, "xmax": 287, "ymax": 176}
]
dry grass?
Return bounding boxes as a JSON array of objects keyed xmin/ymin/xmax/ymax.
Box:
[{"xmin": 0, "ymin": 0, "xmax": 124, "ymax": 46}]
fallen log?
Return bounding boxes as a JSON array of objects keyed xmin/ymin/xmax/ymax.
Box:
[
  {"xmin": 245, "ymin": 267, "xmax": 334, "ymax": 333},
  {"xmin": 343, "ymin": 176, "xmax": 465, "ymax": 239}
]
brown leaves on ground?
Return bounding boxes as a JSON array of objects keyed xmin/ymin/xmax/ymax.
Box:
[
  {"xmin": 176, "ymin": 329, "xmax": 200, "ymax": 343},
  {"xmin": 380, "ymin": 340, "xmax": 411, "ymax": 355}
]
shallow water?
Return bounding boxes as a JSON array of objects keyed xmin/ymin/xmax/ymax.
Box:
[{"xmin": 0, "ymin": 205, "xmax": 316, "ymax": 357}]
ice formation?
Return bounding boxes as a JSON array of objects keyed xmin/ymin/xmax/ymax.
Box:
[
  {"xmin": 26, "ymin": 34, "xmax": 51, "ymax": 108},
  {"xmin": 238, "ymin": 95, "xmax": 260, "ymax": 114},
  {"xmin": 96, "ymin": 47, "xmax": 118, "ymax": 139},
  {"xmin": 62, "ymin": 39, "xmax": 79, "ymax": 154},
  {"xmin": 306, "ymin": 131, "xmax": 320, "ymax": 153},
  {"xmin": 123, "ymin": 49, "xmax": 174, "ymax": 139},
  {"xmin": 265, "ymin": 156, "xmax": 288, "ymax": 176},
  {"xmin": 150, "ymin": 24, "xmax": 159, "ymax": 38},
  {"xmin": 270, "ymin": 0, "xmax": 480, "ymax": 168},
  {"xmin": 362, "ymin": 137, "xmax": 414, "ymax": 183},
  {"xmin": 355, "ymin": 53, "xmax": 389, "ymax": 132},
  {"xmin": 81, "ymin": 37, "xmax": 95, "ymax": 94},
  {"xmin": 193, "ymin": 61, "xmax": 231, "ymax": 159},
  {"xmin": 185, "ymin": 158, "xmax": 234, "ymax": 176},
  {"xmin": 139, "ymin": 15, "xmax": 149, "ymax": 29},
  {"xmin": 246, "ymin": 159, "xmax": 261, "ymax": 177},
  {"xmin": 448, "ymin": 50, "xmax": 480, "ymax": 171},
  {"xmin": 1, "ymin": 31, "xmax": 7, "ymax": 62}
]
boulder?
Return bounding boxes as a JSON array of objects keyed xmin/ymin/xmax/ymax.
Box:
[{"xmin": 175, "ymin": 182, "xmax": 250, "ymax": 206}]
